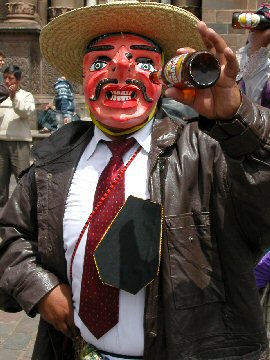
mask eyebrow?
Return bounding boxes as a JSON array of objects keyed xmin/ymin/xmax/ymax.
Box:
[
  {"xmin": 86, "ymin": 45, "xmax": 114, "ymax": 53},
  {"xmin": 96, "ymin": 56, "xmax": 111, "ymax": 61},
  {"xmin": 130, "ymin": 45, "xmax": 161, "ymax": 53},
  {"xmin": 136, "ymin": 57, "xmax": 154, "ymax": 64}
]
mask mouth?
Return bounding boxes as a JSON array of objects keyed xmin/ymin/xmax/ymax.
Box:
[
  {"xmin": 103, "ymin": 85, "xmax": 139, "ymax": 109},
  {"xmin": 106, "ymin": 90, "xmax": 137, "ymax": 101}
]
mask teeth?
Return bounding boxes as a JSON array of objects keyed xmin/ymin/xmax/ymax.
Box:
[{"xmin": 106, "ymin": 90, "xmax": 136, "ymax": 101}]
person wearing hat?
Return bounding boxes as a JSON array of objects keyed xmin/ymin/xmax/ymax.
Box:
[{"xmin": 0, "ymin": 2, "xmax": 270, "ymax": 360}]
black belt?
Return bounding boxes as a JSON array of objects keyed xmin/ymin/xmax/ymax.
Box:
[{"xmin": 101, "ymin": 350, "xmax": 143, "ymax": 359}]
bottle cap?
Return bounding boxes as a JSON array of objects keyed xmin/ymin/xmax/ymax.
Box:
[{"xmin": 188, "ymin": 52, "xmax": 221, "ymax": 89}]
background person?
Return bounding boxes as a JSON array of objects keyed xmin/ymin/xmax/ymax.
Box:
[
  {"xmin": 0, "ymin": 83, "xmax": 9, "ymax": 104},
  {"xmin": 38, "ymin": 76, "xmax": 80, "ymax": 133},
  {"xmin": 0, "ymin": 51, "xmax": 8, "ymax": 104},
  {"xmin": 53, "ymin": 76, "xmax": 79, "ymax": 128},
  {"xmin": 236, "ymin": 3, "xmax": 270, "ymax": 106},
  {"xmin": 38, "ymin": 102, "xmax": 58, "ymax": 134},
  {"xmin": 0, "ymin": 50, "xmax": 6, "ymax": 83},
  {"xmin": 0, "ymin": 65, "xmax": 35, "ymax": 208}
]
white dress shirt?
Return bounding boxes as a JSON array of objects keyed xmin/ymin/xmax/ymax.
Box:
[
  {"xmin": 236, "ymin": 31, "xmax": 270, "ymax": 104},
  {"xmin": 63, "ymin": 121, "xmax": 153, "ymax": 356}
]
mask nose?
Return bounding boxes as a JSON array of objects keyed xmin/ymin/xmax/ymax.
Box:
[{"xmin": 108, "ymin": 46, "xmax": 134, "ymax": 80}]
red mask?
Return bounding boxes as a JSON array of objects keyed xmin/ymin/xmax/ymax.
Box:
[{"xmin": 83, "ymin": 33, "xmax": 162, "ymax": 133}]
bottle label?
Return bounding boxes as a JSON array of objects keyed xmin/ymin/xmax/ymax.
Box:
[
  {"xmin": 237, "ymin": 13, "xmax": 260, "ymax": 28},
  {"xmin": 163, "ymin": 54, "xmax": 188, "ymax": 85}
]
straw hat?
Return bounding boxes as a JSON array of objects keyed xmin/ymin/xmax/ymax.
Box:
[{"xmin": 40, "ymin": 1, "xmax": 204, "ymax": 84}]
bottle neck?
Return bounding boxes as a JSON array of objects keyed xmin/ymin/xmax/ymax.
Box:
[
  {"xmin": 149, "ymin": 70, "xmax": 169, "ymax": 86},
  {"xmin": 232, "ymin": 12, "xmax": 269, "ymax": 30},
  {"xmin": 149, "ymin": 52, "xmax": 221, "ymax": 89}
]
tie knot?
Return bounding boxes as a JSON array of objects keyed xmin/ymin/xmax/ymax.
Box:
[{"xmin": 105, "ymin": 137, "xmax": 136, "ymax": 158}]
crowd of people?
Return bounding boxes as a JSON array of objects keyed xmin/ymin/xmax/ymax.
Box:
[
  {"xmin": 0, "ymin": 53, "xmax": 81, "ymax": 211},
  {"xmin": 1, "ymin": 1, "xmax": 270, "ymax": 360}
]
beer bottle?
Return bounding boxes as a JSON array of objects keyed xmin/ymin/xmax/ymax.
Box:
[
  {"xmin": 232, "ymin": 11, "xmax": 270, "ymax": 30},
  {"xmin": 149, "ymin": 51, "xmax": 220, "ymax": 89}
]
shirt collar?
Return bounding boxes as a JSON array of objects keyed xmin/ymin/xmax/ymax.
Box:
[{"xmin": 86, "ymin": 119, "xmax": 153, "ymax": 161}]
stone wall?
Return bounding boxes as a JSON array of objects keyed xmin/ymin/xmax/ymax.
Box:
[{"xmin": 202, "ymin": 0, "xmax": 262, "ymax": 53}]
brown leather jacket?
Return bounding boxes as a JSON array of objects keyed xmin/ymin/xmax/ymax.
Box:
[{"xmin": 0, "ymin": 96, "xmax": 270, "ymax": 360}]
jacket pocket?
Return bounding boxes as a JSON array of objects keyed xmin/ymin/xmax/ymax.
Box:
[
  {"xmin": 165, "ymin": 212, "xmax": 225, "ymax": 309},
  {"xmin": 189, "ymin": 343, "xmax": 264, "ymax": 360}
]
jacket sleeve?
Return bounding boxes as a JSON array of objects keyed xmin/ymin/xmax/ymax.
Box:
[
  {"xmin": 0, "ymin": 84, "xmax": 9, "ymax": 104},
  {"xmin": 0, "ymin": 166, "xmax": 61, "ymax": 316},
  {"xmin": 199, "ymin": 94, "xmax": 270, "ymax": 251},
  {"xmin": 12, "ymin": 91, "xmax": 35, "ymax": 118}
]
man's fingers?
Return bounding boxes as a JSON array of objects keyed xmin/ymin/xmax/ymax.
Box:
[
  {"xmin": 223, "ymin": 47, "xmax": 239, "ymax": 80},
  {"xmin": 69, "ymin": 324, "xmax": 80, "ymax": 338},
  {"xmin": 198, "ymin": 21, "xmax": 227, "ymax": 56},
  {"xmin": 54, "ymin": 320, "xmax": 73, "ymax": 338},
  {"xmin": 197, "ymin": 21, "xmax": 239, "ymax": 82},
  {"xmin": 176, "ymin": 47, "xmax": 196, "ymax": 55},
  {"xmin": 197, "ymin": 21, "xmax": 215, "ymax": 53},
  {"xmin": 197, "ymin": 23, "xmax": 216, "ymax": 54},
  {"xmin": 51, "ymin": 308, "xmax": 74, "ymax": 338},
  {"xmin": 37, "ymin": 283, "xmax": 75, "ymax": 338},
  {"xmin": 66, "ymin": 310, "xmax": 75, "ymax": 333}
]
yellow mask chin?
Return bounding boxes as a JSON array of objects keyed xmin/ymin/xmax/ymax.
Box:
[{"xmin": 88, "ymin": 104, "xmax": 157, "ymax": 137}]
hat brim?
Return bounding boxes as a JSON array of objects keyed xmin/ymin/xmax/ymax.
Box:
[{"xmin": 40, "ymin": 1, "xmax": 204, "ymax": 83}]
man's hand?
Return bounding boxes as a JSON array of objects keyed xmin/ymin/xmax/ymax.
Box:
[
  {"xmin": 8, "ymin": 84, "xmax": 17, "ymax": 100},
  {"xmin": 165, "ymin": 21, "xmax": 241, "ymax": 121},
  {"xmin": 44, "ymin": 103, "xmax": 55, "ymax": 111},
  {"xmin": 37, "ymin": 283, "xmax": 75, "ymax": 338}
]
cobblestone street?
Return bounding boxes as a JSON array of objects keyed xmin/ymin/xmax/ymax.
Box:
[
  {"xmin": 0, "ymin": 311, "xmax": 39, "ymax": 360},
  {"xmin": 0, "ymin": 175, "xmax": 39, "ymax": 360}
]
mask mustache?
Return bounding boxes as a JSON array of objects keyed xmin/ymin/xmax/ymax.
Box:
[
  {"xmin": 89, "ymin": 78, "xmax": 153, "ymax": 103},
  {"xmin": 126, "ymin": 79, "xmax": 153, "ymax": 103},
  {"xmin": 89, "ymin": 79, "xmax": 118, "ymax": 101}
]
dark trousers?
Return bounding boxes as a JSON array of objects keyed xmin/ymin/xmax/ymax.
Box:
[{"xmin": 0, "ymin": 140, "xmax": 30, "ymax": 208}]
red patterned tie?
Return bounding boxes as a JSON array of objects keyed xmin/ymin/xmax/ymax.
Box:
[{"xmin": 79, "ymin": 137, "xmax": 136, "ymax": 339}]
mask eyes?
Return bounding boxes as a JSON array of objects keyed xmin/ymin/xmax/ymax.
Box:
[
  {"xmin": 137, "ymin": 60, "xmax": 155, "ymax": 72},
  {"xmin": 90, "ymin": 61, "xmax": 108, "ymax": 72},
  {"xmin": 138, "ymin": 63, "xmax": 155, "ymax": 72}
]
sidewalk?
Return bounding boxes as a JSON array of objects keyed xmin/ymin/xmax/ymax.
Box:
[
  {"xmin": 0, "ymin": 174, "xmax": 39, "ymax": 360},
  {"xmin": 0, "ymin": 311, "xmax": 39, "ymax": 360}
]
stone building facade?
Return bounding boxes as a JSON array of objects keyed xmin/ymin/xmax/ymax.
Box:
[{"xmin": 0, "ymin": 0, "xmax": 264, "ymax": 124}]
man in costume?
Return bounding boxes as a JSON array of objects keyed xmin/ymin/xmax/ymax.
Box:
[{"xmin": 0, "ymin": 2, "xmax": 270, "ymax": 359}]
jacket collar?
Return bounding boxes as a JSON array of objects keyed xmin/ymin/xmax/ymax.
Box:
[
  {"xmin": 32, "ymin": 121, "xmax": 94, "ymax": 166},
  {"xmin": 32, "ymin": 98, "xmax": 190, "ymax": 168},
  {"xmin": 149, "ymin": 99, "xmax": 188, "ymax": 172}
]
